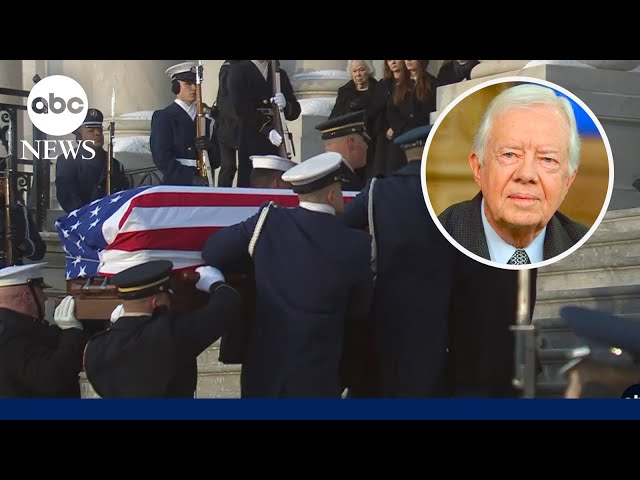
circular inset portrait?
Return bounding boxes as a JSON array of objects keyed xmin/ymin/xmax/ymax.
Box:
[{"xmin": 422, "ymin": 76, "xmax": 614, "ymax": 270}]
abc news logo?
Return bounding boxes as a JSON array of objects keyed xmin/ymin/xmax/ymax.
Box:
[
  {"xmin": 30, "ymin": 93, "xmax": 85, "ymax": 115},
  {"xmin": 22, "ymin": 75, "xmax": 96, "ymax": 161}
]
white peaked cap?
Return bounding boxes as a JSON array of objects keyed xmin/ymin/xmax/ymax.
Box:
[
  {"xmin": 165, "ymin": 62, "xmax": 198, "ymax": 80},
  {"xmin": 250, "ymin": 155, "xmax": 297, "ymax": 172},
  {"xmin": 0, "ymin": 263, "xmax": 48, "ymax": 287},
  {"xmin": 282, "ymin": 152, "xmax": 346, "ymax": 194}
]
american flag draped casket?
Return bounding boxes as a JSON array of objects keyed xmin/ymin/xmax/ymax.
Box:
[{"xmin": 55, "ymin": 186, "xmax": 358, "ymax": 319}]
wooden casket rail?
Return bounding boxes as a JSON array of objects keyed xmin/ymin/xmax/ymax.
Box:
[{"xmin": 60, "ymin": 271, "xmax": 255, "ymax": 321}]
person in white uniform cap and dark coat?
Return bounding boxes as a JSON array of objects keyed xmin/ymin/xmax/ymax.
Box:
[
  {"xmin": 0, "ymin": 263, "xmax": 87, "ymax": 397},
  {"xmin": 202, "ymin": 152, "xmax": 374, "ymax": 397},
  {"xmin": 150, "ymin": 62, "xmax": 221, "ymax": 186},
  {"xmin": 249, "ymin": 154, "xmax": 296, "ymax": 189}
]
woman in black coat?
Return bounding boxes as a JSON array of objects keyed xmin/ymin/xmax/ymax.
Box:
[
  {"xmin": 369, "ymin": 60, "xmax": 410, "ymax": 178},
  {"xmin": 330, "ymin": 60, "xmax": 379, "ymax": 186}
]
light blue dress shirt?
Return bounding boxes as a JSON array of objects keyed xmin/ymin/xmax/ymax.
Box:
[{"xmin": 480, "ymin": 198, "xmax": 546, "ymax": 264}]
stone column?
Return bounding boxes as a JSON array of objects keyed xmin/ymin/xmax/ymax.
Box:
[
  {"xmin": 49, "ymin": 60, "xmax": 181, "ymax": 115},
  {"xmin": 43, "ymin": 60, "xmax": 184, "ymax": 211},
  {"xmin": 0, "ymin": 60, "xmax": 22, "ymax": 91},
  {"xmin": 0, "ymin": 61, "xmax": 23, "ymax": 159},
  {"xmin": 280, "ymin": 60, "xmax": 348, "ymax": 161}
]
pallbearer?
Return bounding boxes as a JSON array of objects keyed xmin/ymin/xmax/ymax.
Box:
[
  {"xmin": 83, "ymin": 260, "xmax": 243, "ymax": 398},
  {"xmin": 202, "ymin": 152, "xmax": 373, "ymax": 397}
]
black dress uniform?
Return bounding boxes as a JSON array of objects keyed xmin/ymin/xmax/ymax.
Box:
[
  {"xmin": 55, "ymin": 108, "xmax": 130, "ymax": 213},
  {"xmin": 150, "ymin": 62, "xmax": 220, "ymax": 186},
  {"xmin": 202, "ymin": 153, "xmax": 373, "ymax": 398},
  {"xmin": 1, "ymin": 202, "xmax": 46, "ymax": 266},
  {"xmin": 316, "ymin": 111, "xmax": 370, "ymax": 192},
  {"xmin": 228, "ymin": 60, "xmax": 301, "ymax": 187},
  {"xmin": 215, "ymin": 59, "xmax": 243, "ymax": 187},
  {"xmin": 343, "ymin": 126, "xmax": 454, "ymax": 397},
  {"xmin": 0, "ymin": 264, "xmax": 86, "ymax": 397},
  {"xmin": 83, "ymin": 260, "xmax": 242, "ymax": 398}
]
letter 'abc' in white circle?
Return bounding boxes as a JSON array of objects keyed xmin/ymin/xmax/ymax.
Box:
[{"xmin": 27, "ymin": 75, "xmax": 88, "ymax": 136}]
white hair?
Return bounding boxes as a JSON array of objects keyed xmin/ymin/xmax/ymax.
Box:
[
  {"xmin": 347, "ymin": 60, "xmax": 376, "ymax": 79},
  {"xmin": 472, "ymin": 83, "xmax": 581, "ymax": 176}
]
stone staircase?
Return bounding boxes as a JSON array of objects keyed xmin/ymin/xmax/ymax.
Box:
[{"xmin": 533, "ymin": 207, "xmax": 640, "ymax": 397}]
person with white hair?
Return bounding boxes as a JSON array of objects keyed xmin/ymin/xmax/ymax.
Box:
[
  {"xmin": 439, "ymin": 83, "xmax": 588, "ymax": 265},
  {"xmin": 329, "ymin": 60, "xmax": 379, "ymax": 184}
]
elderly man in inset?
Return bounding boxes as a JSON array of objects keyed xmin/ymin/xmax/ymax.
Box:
[{"xmin": 439, "ymin": 83, "xmax": 589, "ymax": 265}]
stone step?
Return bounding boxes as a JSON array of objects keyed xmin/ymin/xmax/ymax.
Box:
[
  {"xmin": 537, "ymin": 208, "xmax": 640, "ymax": 289},
  {"xmin": 533, "ymin": 284, "xmax": 640, "ymax": 320}
]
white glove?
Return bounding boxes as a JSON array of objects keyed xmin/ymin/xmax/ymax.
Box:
[
  {"xmin": 53, "ymin": 296, "xmax": 83, "ymax": 330},
  {"xmin": 195, "ymin": 266, "xmax": 225, "ymax": 292},
  {"xmin": 271, "ymin": 92, "xmax": 286, "ymax": 109},
  {"xmin": 110, "ymin": 304, "xmax": 125, "ymax": 323},
  {"xmin": 268, "ymin": 129, "xmax": 283, "ymax": 147}
]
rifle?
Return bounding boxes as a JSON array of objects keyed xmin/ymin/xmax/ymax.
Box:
[
  {"xmin": 270, "ymin": 60, "xmax": 295, "ymax": 160},
  {"xmin": 2, "ymin": 121, "xmax": 14, "ymax": 266},
  {"xmin": 106, "ymin": 88, "xmax": 115, "ymax": 195},
  {"xmin": 193, "ymin": 60, "xmax": 213, "ymax": 186},
  {"xmin": 511, "ymin": 269, "xmax": 537, "ymax": 398}
]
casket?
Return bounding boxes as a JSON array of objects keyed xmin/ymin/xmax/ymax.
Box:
[{"xmin": 55, "ymin": 186, "xmax": 355, "ymax": 322}]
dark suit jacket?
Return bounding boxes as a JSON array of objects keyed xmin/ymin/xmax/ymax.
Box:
[{"xmin": 438, "ymin": 192, "xmax": 589, "ymax": 261}]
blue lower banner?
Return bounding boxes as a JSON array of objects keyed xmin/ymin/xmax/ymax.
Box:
[{"xmin": 1, "ymin": 399, "xmax": 640, "ymax": 420}]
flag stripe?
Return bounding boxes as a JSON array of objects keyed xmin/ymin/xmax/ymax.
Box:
[
  {"xmin": 56, "ymin": 186, "xmax": 359, "ymax": 280},
  {"xmin": 99, "ymin": 249, "xmax": 205, "ymax": 275},
  {"xmin": 114, "ymin": 206, "xmax": 262, "ymax": 233},
  {"xmin": 108, "ymin": 226, "xmax": 223, "ymax": 251}
]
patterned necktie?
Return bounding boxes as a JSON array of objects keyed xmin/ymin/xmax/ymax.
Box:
[{"xmin": 507, "ymin": 248, "xmax": 531, "ymax": 265}]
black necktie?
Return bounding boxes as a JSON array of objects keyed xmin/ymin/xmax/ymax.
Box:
[{"xmin": 507, "ymin": 248, "xmax": 531, "ymax": 265}]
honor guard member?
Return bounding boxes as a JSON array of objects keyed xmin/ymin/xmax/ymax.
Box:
[
  {"xmin": 560, "ymin": 306, "xmax": 640, "ymax": 398},
  {"xmin": 316, "ymin": 110, "xmax": 370, "ymax": 192},
  {"xmin": 0, "ymin": 263, "xmax": 87, "ymax": 397},
  {"xmin": 83, "ymin": 260, "xmax": 243, "ymax": 398},
  {"xmin": 249, "ymin": 154, "xmax": 296, "ymax": 189},
  {"xmin": 228, "ymin": 60, "xmax": 301, "ymax": 187},
  {"xmin": 343, "ymin": 125, "xmax": 455, "ymax": 397},
  {"xmin": 55, "ymin": 108, "xmax": 130, "ymax": 213},
  {"xmin": 216, "ymin": 154, "xmax": 296, "ymax": 363},
  {"xmin": 215, "ymin": 59, "xmax": 244, "ymax": 187},
  {"xmin": 150, "ymin": 62, "xmax": 221, "ymax": 186},
  {"xmin": 1, "ymin": 192, "xmax": 46, "ymax": 267},
  {"xmin": 202, "ymin": 152, "xmax": 373, "ymax": 398}
]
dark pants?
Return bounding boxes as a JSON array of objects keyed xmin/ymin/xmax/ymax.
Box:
[{"xmin": 217, "ymin": 142, "xmax": 237, "ymax": 187}]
